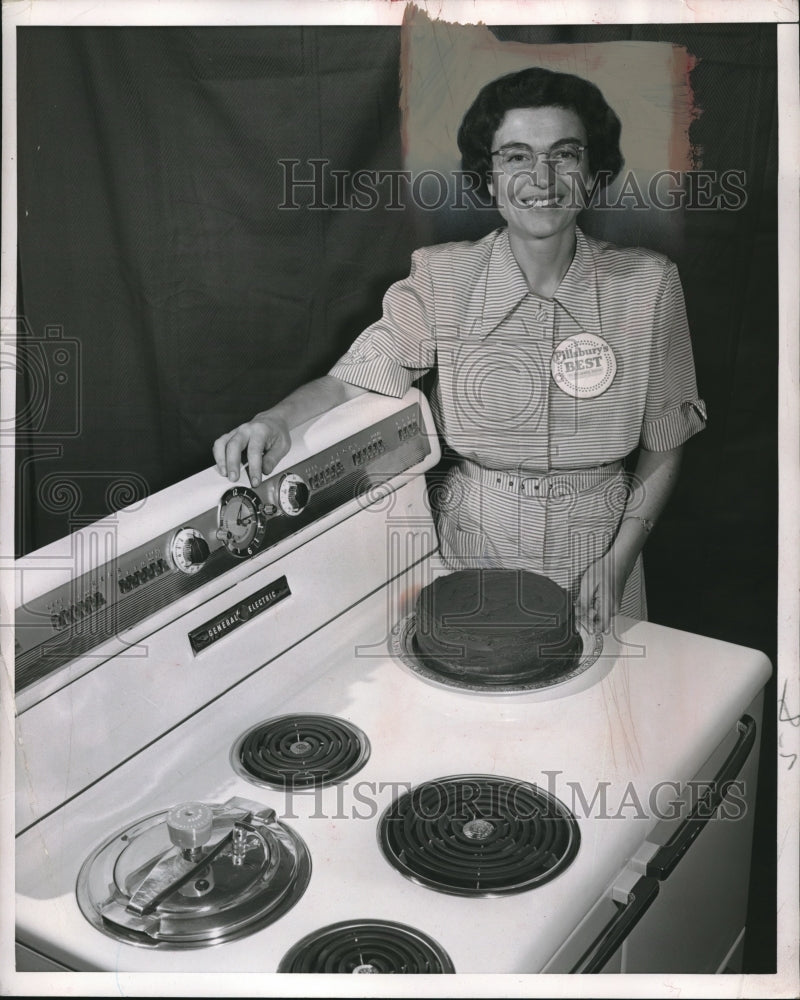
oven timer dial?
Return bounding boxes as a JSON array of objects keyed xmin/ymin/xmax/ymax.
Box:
[
  {"xmin": 217, "ymin": 486, "xmax": 269, "ymax": 558},
  {"xmin": 168, "ymin": 527, "xmax": 210, "ymax": 574},
  {"xmin": 278, "ymin": 473, "xmax": 310, "ymax": 516}
]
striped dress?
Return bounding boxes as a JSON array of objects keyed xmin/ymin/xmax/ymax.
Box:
[{"xmin": 329, "ymin": 226, "xmax": 706, "ymax": 618}]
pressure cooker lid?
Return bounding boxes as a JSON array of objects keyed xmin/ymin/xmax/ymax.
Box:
[{"xmin": 76, "ymin": 796, "xmax": 310, "ymax": 949}]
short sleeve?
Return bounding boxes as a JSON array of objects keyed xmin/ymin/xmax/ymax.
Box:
[
  {"xmin": 328, "ymin": 249, "xmax": 436, "ymax": 398},
  {"xmin": 639, "ymin": 261, "xmax": 707, "ymax": 451}
]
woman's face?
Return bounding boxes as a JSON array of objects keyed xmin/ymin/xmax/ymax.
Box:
[{"xmin": 488, "ymin": 106, "xmax": 591, "ymax": 243}]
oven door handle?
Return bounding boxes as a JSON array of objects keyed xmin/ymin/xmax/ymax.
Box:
[
  {"xmin": 645, "ymin": 713, "xmax": 756, "ymax": 881},
  {"xmin": 570, "ymin": 876, "xmax": 660, "ymax": 973}
]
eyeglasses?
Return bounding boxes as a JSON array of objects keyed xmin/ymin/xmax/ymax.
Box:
[{"xmin": 490, "ymin": 142, "xmax": 587, "ymax": 175}]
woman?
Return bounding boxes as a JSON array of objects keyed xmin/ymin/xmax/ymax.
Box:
[{"xmin": 213, "ymin": 67, "xmax": 706, "ymax": 633}]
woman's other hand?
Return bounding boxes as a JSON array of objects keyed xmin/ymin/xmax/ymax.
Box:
[
  {"xmin": 578, "ymin": 445, "xmax": 683, "ymax": 631},
  {"xmin": 213, "ymin": 413, "xmax": 291, "ymax": 487},
  {"xmin": 577, "ymin": 551, "xmax": 629, "ymax": 634}
]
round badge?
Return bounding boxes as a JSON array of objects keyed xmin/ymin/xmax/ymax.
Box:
[{"xmin": 550, "ymin": 333, "xmax": 617, "ymax": 398}]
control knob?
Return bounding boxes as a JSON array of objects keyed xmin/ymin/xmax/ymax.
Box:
[
  {"xmin": 278, "ymin": 474, "xmax": 310, "ymax": 516},
  {"xmin": 184, "ymin": 535, "xmax": 210, "ymax": 565},
  {"xmin": 169, "ymin": 527, "xmax": 210, "ymax": 574}
]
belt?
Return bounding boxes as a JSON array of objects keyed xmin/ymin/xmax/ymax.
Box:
[{"xmin": 457, "ymin": 459, "xmax": 624, "ymax": 498}]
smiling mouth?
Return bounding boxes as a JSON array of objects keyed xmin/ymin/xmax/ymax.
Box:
[{"xmin": 518, "ymin": 195, "xmax": 561, "ymax": 208}]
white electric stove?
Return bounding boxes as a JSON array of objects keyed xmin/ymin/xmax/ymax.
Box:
[{"xmin": 13, "ymin": 389, "xmax": 771, "ymax": 978}]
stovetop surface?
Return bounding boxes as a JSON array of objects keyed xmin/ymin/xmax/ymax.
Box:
[{"xmin": 15, "ymin": 573, "xmax": 771, "ymax": 974}]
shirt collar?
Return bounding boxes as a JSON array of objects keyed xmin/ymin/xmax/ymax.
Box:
[
  {"xmin": 552, "ymin": 228, "xmax": 602, "ymax": 337},
  {"xmin": 477, "ymin": 227, "xmax": 602, "ymax": 339}
]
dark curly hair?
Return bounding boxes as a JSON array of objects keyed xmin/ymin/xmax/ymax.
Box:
[{"xmin": 457, "ymin": 67, "xmax": 624, "ymax": 199}]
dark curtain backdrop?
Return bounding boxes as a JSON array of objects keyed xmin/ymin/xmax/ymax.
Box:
[{"xmin": 16, "ymin": 23, "xmax": 778, "ymax": 970}]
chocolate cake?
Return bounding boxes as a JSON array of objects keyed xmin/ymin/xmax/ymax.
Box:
[{"xmin": 414, "ymin": 569, "xmax": 582, "ymax": 685}]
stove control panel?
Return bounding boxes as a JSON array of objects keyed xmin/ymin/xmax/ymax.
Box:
[{"xmin": 15, "ymin": 400, "xmax": 433, "ymax": 694}]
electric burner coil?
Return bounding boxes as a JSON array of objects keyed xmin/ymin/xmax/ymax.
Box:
[
  {"xmin": 277, "ymin": 919, "xmax": 455, "ymax": 973},
  {"xmin": 231, "ymin": 713, "xmax": 370, "ymax": 790},
  {"xmin": 378, "ymin": 774, "xmax": 580, "ymax": 897}
]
